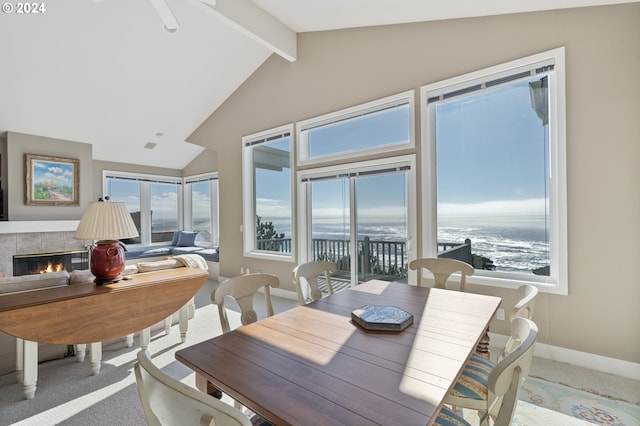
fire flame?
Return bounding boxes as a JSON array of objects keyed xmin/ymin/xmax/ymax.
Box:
[{"xmin": 39, "ymin": 262, "xmax": 64, "ymax": 274}]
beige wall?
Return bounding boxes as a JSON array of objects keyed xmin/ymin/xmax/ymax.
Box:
[
  {"xmin": 189, "ymin": 4, "xmax": 640, "ymax": 363},
  {"xmin": 6, "ymin": 132, "xmax": 93, "ymax": 221},
  {"xmin": 3, "ymin": 133, "xmax": 188, "ymax": 221},
  {"xmin": 183, "ymin": 148, "xmax": 218, "ymax": 177}
]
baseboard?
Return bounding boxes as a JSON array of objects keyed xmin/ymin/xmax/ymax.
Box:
[
  {"xmin": 269, "ymin": 287, "xmax": 298, "ymax": 301},
  {"xmin": 489, "ymin": 332, "xmax": 640, "ymax": 380}
]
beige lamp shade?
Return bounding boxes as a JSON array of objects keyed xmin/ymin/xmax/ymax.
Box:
[{"xmin": 74, "ymin": 201, "xmax": 139, "ymax": 241}]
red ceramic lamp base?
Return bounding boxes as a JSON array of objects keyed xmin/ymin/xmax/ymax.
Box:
[{"xmin": 90, "ymin": 240, "xmax": 126, "ymax": 285}]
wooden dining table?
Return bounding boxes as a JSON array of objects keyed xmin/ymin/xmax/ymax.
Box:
[{"xmin": 175, "ymin": 280, "xmax": 501, "ymax": 426}]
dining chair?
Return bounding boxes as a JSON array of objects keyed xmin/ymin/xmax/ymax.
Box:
[
  {"xmin": 210, "ymin": 273, "xmax": 280, "ymax": 419},
  {"xmin": 498, "ymin": 284, "xmax": 538, "ymax": 362},
  {"xmin": 211, "ymin": 273, "xmax": 280, "ymax": 333},
  {"xmin": 443, "ymin": 317, "xmax": 538, "ymax": 426},
  {"xmin": 292, "ymin": 260, "xmax": 337, "ymax": 305},
  {"xmin": 408, "ymin": 258, "xmax": 474, "ymax": 291},
  {"xmin": 134, "ymin": 349, "xmax": 252, "ymax": 426}
]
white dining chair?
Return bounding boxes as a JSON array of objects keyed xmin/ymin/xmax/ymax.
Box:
[
  {"xmin": 443, "ymin": 317, "xmax": 538, "ymax": 426},
  {"xmin": 211, "ymin": 273, "xmax": 280, "ymax": 334},
  {"xmin": 408, "ymin": 258, "xmax": 474, "ymax": 291},
  {"xmin": 210, "ymin": 273, "xmax": 280, "ymax": 416},
  {"xmin": 292, "ymin": 260, "xmax": 337, "ymax": 305},
  {"xmin": 134, "ymin": 349, "xmax": 252, "ymax": 426},
  {"xmin": 498, "ymin": 284, "xmax": 538, "ymax": 362}
]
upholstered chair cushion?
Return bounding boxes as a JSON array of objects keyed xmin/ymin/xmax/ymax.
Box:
[
  {"xmin": 449, "ymin": 352, "xmax": 496, "ymax": 401},
  {"xmin": 434, "ymin": 406, "xmax": 470, "ymax": 426}
]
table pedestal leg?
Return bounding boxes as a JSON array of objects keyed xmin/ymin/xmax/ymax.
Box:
[
  {"xmin": 164, "ymin": 317, "xmax": 172, "ymax": 335},
  {"xmin": 179, "ymin": 303, "xmax": 188, "ymax": 343},
  {"xmin": 76, "ymin": 343, "xmax": 86, "ymax": 362},
  {"xmin": 196, "ymin": 373, "xmax": 223, "ymax": 399},
  {"xmin": 140, "ymin": 328, "xmax": 151, "ymax": 351},
  {"xmin": 22, "ymin": 340, "xmax": 38, "ymax": 400},
  {"xmin": 89, "ymin": 342, "xmax": 102, "ymax": 375}
]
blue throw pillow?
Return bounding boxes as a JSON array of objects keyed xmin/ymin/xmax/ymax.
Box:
[
  {"xmin": 170, "ymin": 231, "xmax": 180, "ymax": 246},
  {"xmin": 176, "ymin": 231, "xmax": 198, "ymax": 247}
]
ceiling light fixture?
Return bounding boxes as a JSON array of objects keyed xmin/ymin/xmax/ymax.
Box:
[
  {"xmin": 150, "ymin": 0, "xmax": 179, "ymax": 33},
  {"xmin": 144, "ymin": 142, "xmax": 158, "ymax": 149}
]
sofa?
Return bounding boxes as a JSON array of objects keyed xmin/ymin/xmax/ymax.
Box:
[{"xmin": 0, "ymin": 255, "xmax": 207, "ymax": 375}]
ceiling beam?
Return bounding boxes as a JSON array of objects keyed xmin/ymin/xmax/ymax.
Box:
[{"xmin": 200, "ymin": 0, "xmax": 297, "ymax": 62}]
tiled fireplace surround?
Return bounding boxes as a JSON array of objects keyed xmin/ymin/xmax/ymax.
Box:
[{"xmin": 0, "ymin": 222, "xmax": 87, "ymax": 276}]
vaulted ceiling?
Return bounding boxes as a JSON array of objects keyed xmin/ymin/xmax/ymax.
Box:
[{"xmin": 0, "ymin": 0, "xmax": 634, "ymax": 169}]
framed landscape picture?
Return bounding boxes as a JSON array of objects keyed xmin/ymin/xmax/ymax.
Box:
[{"xmin": 25, "ymin": 154, "xmax": 79, "ymax": 206}]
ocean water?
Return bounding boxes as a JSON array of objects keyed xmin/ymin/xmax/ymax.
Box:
[
  {"xmin": 308, "ymin": 221, "xmax": 549, "ymax": 275},
  {"xmin": 438, "ymin": 225, "xmax": 550, "ymax": 274},
  {"xmin": 262, "ymin": 218, "xmax": 552, "ymax": 275}
]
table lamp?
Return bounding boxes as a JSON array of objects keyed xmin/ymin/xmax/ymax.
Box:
[{"xmin": 74, "ymin": 197, "xmax": 139, "ymax": 284}]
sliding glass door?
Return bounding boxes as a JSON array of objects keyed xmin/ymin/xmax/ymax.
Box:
[{"xmin": 300, "ymin": 157, "xmax": 415, "ymax": 287}]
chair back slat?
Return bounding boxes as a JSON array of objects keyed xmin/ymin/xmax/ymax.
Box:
[
  {"xmin": 293, "ymin": 261, "xmax": 337, "ymax": 305},
  {"xmin": 409, "ymin": 258, "xmax": 474, "ymax": 291},
  {"xmin": 212, "ymin": 273, "xmax": 280, "ymax": 332}
]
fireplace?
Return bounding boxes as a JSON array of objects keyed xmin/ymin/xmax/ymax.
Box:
[{"xmin": 13, "ymin": 250, "xmax": 89, "ymax": 276}]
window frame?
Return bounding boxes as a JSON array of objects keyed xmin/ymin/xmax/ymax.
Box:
[
  {"xmin": 183, "ymin": 172, "xmax": 219, "ymax": 248},
  {"xmin": 103, "ymin": 170, "xmax": 183, "ymax": 247},
  {"xmin": 297, "ymin": 155, "xmax": 418, "ymax": 285},
  {"xmin": 297, "ymin": 90, "xmax": 415, "ymax": 166},
  {"xmin": 242, "ymin": 124, "xmax": 295, "ymax": 261},
  {"xmin": 419, "ymin": 47, "xmax": 568, "ymax": 295}
]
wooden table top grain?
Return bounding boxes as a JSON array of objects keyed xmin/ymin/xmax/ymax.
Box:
[
  {"xmin": 176, "ymin": 280, "xmax": 501, "ymax": 426},
  {"xmin": 0, "ymin": 267, "xmax": 209, "ymax": 344}
]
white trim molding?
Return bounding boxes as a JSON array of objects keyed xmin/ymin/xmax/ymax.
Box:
[{"xmin": 490, "ymin": 332, "xmax": 640, "ymax": 381}]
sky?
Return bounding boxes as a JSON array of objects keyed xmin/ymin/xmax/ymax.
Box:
[
  {"xmin": 435, "ymin": 78, "xmax": 548, "ymax": 212},
  {"xmin": 255, "ymin": 76, "xmax": 549, "ymax": 229}
]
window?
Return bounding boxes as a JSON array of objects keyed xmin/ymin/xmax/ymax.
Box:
[
  {"xmin": 104, "ymin": 171, "xmax": 182, "ymax": 246},
  {"xmin": 296, "ymin": 91, "xmax": 417, "ymax": 286},
  {"xmin": 242, "ymin": 125, "xmax": 294, "ymax": 259},
  {"xmin": 184, "ymin": 173, "xmax": 219, "ymax": 247},
  {"xmin": 298, "ymin": 91, "xmax": 414, "ymax": 165},
  {"xmin": 298, "ymin": 156, "xmax": 416, "ymax": 286},
  {"xmin": 420, "ymin": 47, "xmax": 567, "ymax": 294}
]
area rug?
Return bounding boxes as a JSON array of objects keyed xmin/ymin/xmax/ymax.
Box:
[{"xmin": 519, "ymin": 377, "xmax": 640, "ymax": 425}]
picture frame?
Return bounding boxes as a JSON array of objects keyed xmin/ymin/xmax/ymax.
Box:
[{"xmin": 25, "ymin": 154, "xmax": 80, "ymax": 206}]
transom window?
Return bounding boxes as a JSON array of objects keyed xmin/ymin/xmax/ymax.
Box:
[{"xmin": 297, "ymin": 91, "xmax": 414, "ymax": 165}]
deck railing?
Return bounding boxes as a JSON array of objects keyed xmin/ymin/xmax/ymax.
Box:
[{"xmin": 256, "ymin": 237, "xmax": 473, "ymax": 279}]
